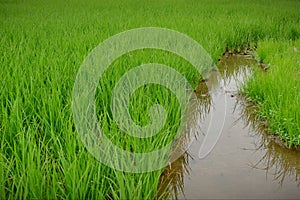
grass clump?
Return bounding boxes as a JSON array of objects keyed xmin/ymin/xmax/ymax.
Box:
[{"xmin": 243, "ymin": 39, "xmax": 300, "ymax": 147}]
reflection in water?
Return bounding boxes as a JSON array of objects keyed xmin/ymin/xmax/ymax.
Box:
[
  {"xmin": 157, "ymin": 153, "xmax": 189, "ymax": 200},
  {"xmin": 195, "ymin": 80, "xmax": 211, "ymax": 119},
  {"xmin": 158, "ymin": 70, "xmax": 213, "ymax": 199},
  {"xmin": 239, "ymin": 100, "xmax": 300, "ymax": 187},
  {"xmin": 159, "ymin": 54, "xmax": 300, "ymax": 199}
]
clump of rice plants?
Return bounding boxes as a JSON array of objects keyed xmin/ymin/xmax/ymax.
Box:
[{"xmin": 243, "ymin": 39, "xmax": 300, "ymax": 147}]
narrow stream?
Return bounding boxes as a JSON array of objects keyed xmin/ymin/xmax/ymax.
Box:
[{"xmin": 162, "ymin": 55, "xmax": 300, "ymax": 199}]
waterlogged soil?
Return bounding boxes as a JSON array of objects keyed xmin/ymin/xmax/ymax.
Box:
[{"xmin": 166, "ymin": 55, "xmax": 300, "ymax": 199}]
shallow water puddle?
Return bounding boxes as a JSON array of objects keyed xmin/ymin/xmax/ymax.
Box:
[{"xmin": 164, "ymin": 55, "xmax": 300, "ymax": 199}]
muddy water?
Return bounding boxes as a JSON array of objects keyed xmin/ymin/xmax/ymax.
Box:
[{"xmin": 166, "ymin": 55, "xmax": 300, "ymax": 199}]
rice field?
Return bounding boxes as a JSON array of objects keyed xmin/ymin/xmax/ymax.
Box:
[{"xmin": 1, "ymin": 0, "xmax": 300, "ymax": 199}]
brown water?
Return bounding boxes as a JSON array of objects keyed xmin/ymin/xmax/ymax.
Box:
[{"xmin": 162, "ymin": 55, "xmax": 300, "ymax": 199}]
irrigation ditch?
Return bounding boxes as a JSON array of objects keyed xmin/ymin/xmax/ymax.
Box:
[{"xmin": 159, "ymin": 53, "xmax": 300, "ymax": 199}]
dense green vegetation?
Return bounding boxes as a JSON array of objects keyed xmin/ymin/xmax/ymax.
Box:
[
  {"xmin": 243, "ymin": 39, "xmax": 300, "ymax": 147},
  {"xmin": 1, "ymin": 0, "xmax": 299, "ymax": 199}
]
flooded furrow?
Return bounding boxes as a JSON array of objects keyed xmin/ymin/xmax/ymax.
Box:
[{"xmin": 161, "ymin": 54, "xmax": 300, "ymax": 199}]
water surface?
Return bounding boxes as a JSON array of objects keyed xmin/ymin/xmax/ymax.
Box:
[{"xmin": 163, "ymin": 55, "xmax": 300, "ymax": 199}]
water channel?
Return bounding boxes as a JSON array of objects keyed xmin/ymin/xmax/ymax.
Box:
[{"xmin": 160, "ymin": 54, "xmax": 300, "ymax": 199}]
